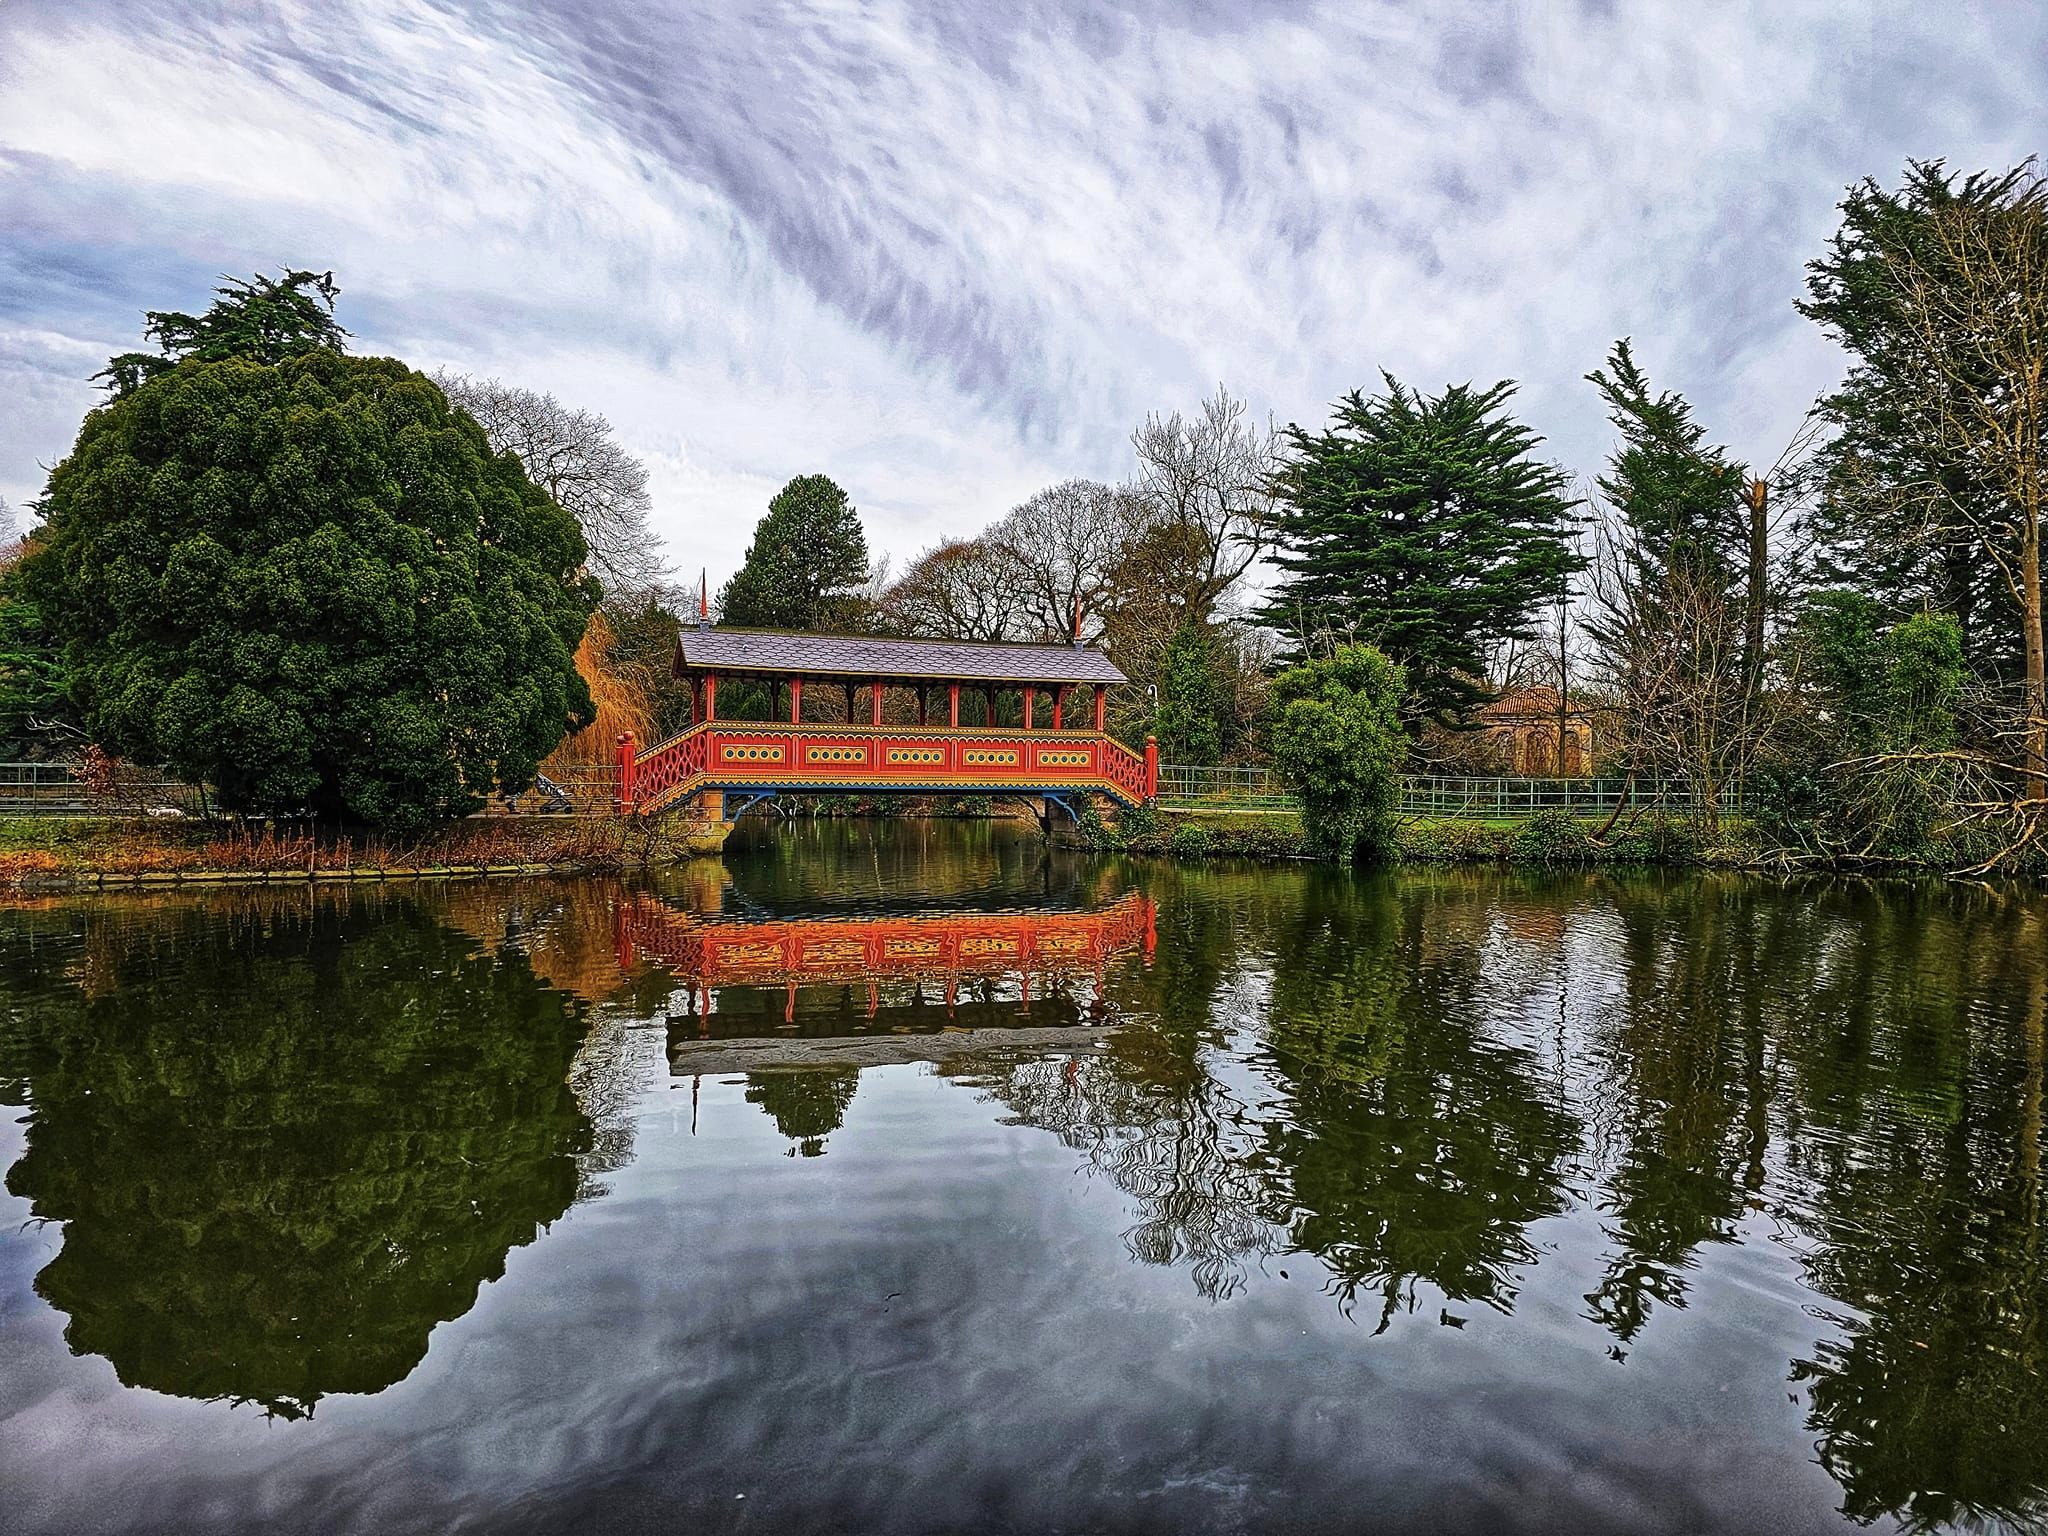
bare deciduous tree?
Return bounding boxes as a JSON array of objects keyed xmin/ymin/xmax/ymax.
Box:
[
  {"xmin": 1587, "ymin": 517, "xmax": 1784, "ymax": 832},
  {"xmin": 1128, "ymin": 385, "xmax": 1278, "ymax": 624},
  {"xmin": 877, "ymin": 538, "xmax": 1032, "ymax": 641},
  {"xmin": 434, "ymin": 373, "xmax": 669, "ymax": 601},
  {"xmin": 987, "ymin": 479, "xmax": 1139, "ymax": 643}
]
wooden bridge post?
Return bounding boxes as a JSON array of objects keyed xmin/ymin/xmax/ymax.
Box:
[
  {"xmin": 870, "ymin": 679, "xmax": 884, "ymax": 727},
  {"xmin": 790, "ymin": 676, "xmax": 803, "ymax": 724},
  {"xmin": 1052, "ymin": 686, "xmax": 1065, "ymax": 731},
  {"xmin": 1092, "ymin": 684, "xmax": 1106, "ymax": 732},
  {"xmin": 1023, "ymin": 687, "xmax": 1035, "ymax": 730},
  {"xmin": 615, "ymin": 731, "xmax": 638, "ymax": 814},
  {"xmin": 1144, "ymin": 735, "xmax": 1159, "ymax": 803},
  {"xmin": 948, "ymin": 684, "xmax": 960, "ymax": 728}
]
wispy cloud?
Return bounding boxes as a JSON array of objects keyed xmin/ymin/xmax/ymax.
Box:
[{"xmin": 2, "ymin": 0, "xmax": 2042, "ymax": 576}]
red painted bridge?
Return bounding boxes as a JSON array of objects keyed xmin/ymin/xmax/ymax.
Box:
[{"xmin": 614, "ymin": 624, "xmax": 1158, "ymax": 825}]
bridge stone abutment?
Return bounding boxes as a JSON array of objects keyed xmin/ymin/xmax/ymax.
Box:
[{"xmin": 649, "ymin": 789, "xmax": 734, "ymax": 856}]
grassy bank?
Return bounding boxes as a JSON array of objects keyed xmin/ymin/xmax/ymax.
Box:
[
  {"xmin": 1071, "ymin": 804, "xmax": 1774, "ymax": 868},
  {"xmin": 1080, "ymin": 803, "xmax": 2046, "ymax": 875}
]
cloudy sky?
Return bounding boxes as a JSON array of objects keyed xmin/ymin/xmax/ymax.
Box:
[{"xmin": 1, "ymin": 1, "xmax": 2042, "ymax": 584}]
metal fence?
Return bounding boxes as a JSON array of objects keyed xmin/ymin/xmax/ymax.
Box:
[
  {"xmin": 0, "ymin": 761, "xmax": 209, "ymax": 818},
  {"xmin": 0, "ymin": 755, "xmax": 1708, "ymax": 824},
  {"xmin": 1396, "ymin": 776, "xmax": 1702, "ymax": 818},
  {"xmin": 1158, "ymin": 764, "xmax": 1706, "ymax": 819},
  {"xmin": 1154, "ymin": 764, "xmax": 1296, "ymax": 810}
]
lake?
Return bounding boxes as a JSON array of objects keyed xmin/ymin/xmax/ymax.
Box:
[{"xmin": 1, "ymin": 821, "xmax": 2044, "ymax": 1535}]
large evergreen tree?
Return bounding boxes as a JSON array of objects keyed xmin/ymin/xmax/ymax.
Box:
[
  {"xmin": 719, "ymin": 474, "xmax": 871, "ymax": 631},
  {"xmin": 18, "ymin": 274, "xmax": 596, "ymax": 828},
  {"xmin": 1584, "ymin": 340, "xmax": 1751, "ymax": 604},
  {"xmin": 1797, "ymin": 162, "xmax": 2039, "ymax": 677},
  {"xmin": 1799, "ymin": 160, "xmax": 2047, "ymax": 799},
  {"xmin": 1261, "ymin": 377, "xmax": 1581, "ymax": 719}
]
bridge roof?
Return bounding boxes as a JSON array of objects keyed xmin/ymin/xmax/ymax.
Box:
[{"xmin": 674, "ymin": 627, "xmax": 1128, "ymax": 685}]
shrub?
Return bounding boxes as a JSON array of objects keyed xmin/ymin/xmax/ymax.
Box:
[
  {"xmin": 1119, "ymin": 803, "xmax": 1164, "ymax": 841},
  {"xmin": 1266, "ymin": 644, "xmax": 1407, "ymax": 862},
  {"xmin": 1511, "ymin": 808, "xmax": 1594, "ymax": 865},
  {"xmin": 1397, "ymin": 819, "xmax": 1509, "ymax": 862},
  {"xmin": 1067, "ymin": 798, "xmax": 1121, "ymax": 851},
  {"xmin": 1603, "ymin": 813, "xmax": 1700, "ymax": 864},
  {"xmin": 1168, "ymin": 821, "xmax": 1214, "ymax": 859}
]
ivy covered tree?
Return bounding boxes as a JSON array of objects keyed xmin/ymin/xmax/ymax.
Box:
[
  {"xmin": 1760, "ymin": 594, "xmax": 1968, "ymax": 859},
  {"xmin": 1262, "ymin": 377, "xmax": 1582, "ymax": 720},
  {"xmin": 1799, "ymin": 160, "xmax": 2047, "ymax": 803},
  {"xmin": 1266, "ymin": 644, "xmax": 1407, "ymax": 861},
  {"xmin": 719, "ymin": 474, "xmax": 871, "ymax": 631},
  {"xmin": 18, "ymin": 273, "xmax": 596, "ymax": 829},
  {"xmin": 1152, "ymin": 621, "xmax": 1232, "ymax": 766}
]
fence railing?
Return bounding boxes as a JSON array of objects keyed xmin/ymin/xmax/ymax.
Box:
[
  {"xmin": 0, "ymin": 756, "xmax": 1714, "ymax": 824},
  {"xmin": 1154, "ymin": 764, "xmax": 1295, "ymax": 810},
  {"xmin": 1395, "ymin": 776, "xmax": 1704, "ymax": 818},
  {"xmin": 1158, "ymin": 764, "xmax": 1708, "ymax": 819},
  {"xmin": 0, "ymin": 761, "xmax": 209, "ymax": 818}
]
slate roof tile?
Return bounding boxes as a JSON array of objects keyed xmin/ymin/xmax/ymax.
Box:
[{"xmin": 674, "ymin": 628, "xmax": 1128, "ymax": 685}]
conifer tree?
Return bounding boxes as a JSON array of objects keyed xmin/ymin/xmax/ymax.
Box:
[
  {"xmin": 1582, "ymin": 342, "xmax": 1758, "ymax": 820},
  {"xmin": 719, "ymin": 475, "xmax": 871, "ymax": 631},
  {"xmin": 1261, "ymin": 377, "xmax": 1581, "ymax": 720}
]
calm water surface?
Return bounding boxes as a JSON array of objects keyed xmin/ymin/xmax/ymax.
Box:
[{"xmin": 1, "ymin": 822, "xmax": 2045, "ymax": 1535}]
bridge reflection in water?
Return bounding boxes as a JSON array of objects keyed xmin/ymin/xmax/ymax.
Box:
[{"xmin": 616, "ymin": 890, "xmax": 1157, "ymax": 1038}]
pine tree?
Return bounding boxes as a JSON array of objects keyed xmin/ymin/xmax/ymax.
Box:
[
  {"xmin": 1261, "ymin": 376, "xmax": 1581, "ymax": 720},
  {"xmin": 719, "ymin": 475, "xmax": 871, "ymax": 631},
  {"xmin": 1584, "ymin": 341, "xmax": 1749, "ymax": 597}
]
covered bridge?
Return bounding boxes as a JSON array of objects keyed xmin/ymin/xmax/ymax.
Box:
[{"xmin": 613, "ymin": 624, "xmax": 1157, "ymax": 839}]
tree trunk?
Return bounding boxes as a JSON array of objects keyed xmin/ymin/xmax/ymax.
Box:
[
  {"xmin": 1745, "ymin": 479, "xmax": 1769, "ymax": 691},
  {"xmin": 2023, "ymin": 520, "xmax": 2045, "ymax": 801}
]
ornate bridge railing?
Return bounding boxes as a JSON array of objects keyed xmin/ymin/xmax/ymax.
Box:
[{"xmin": 617, "ymin": 723, "xmax": 1157, "ymax": 816}]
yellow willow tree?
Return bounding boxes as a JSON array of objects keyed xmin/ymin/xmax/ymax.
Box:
[{"xmin": 542, "ymin": 608, "xmax": 656, "ymax": 788}]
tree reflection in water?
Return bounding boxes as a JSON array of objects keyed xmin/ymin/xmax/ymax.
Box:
[
  {"xmin": 1777, "ymin": 888, "xmax": 2048, "ymax": 1532},
  {"xmin": 953, "ymin": 868, "xmax": 1583, "ymax": 1318},
  {"xmin": 947, "ymin": 863, "xmax": 2048, "ymax": 1530},
  {"xmin": 746, "ymin": 1070, "xmax": 861, "ymax": 1156},
  {"xmin": 0, "ymin": 891, "xmax": 593, "ymax": 1418}
]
